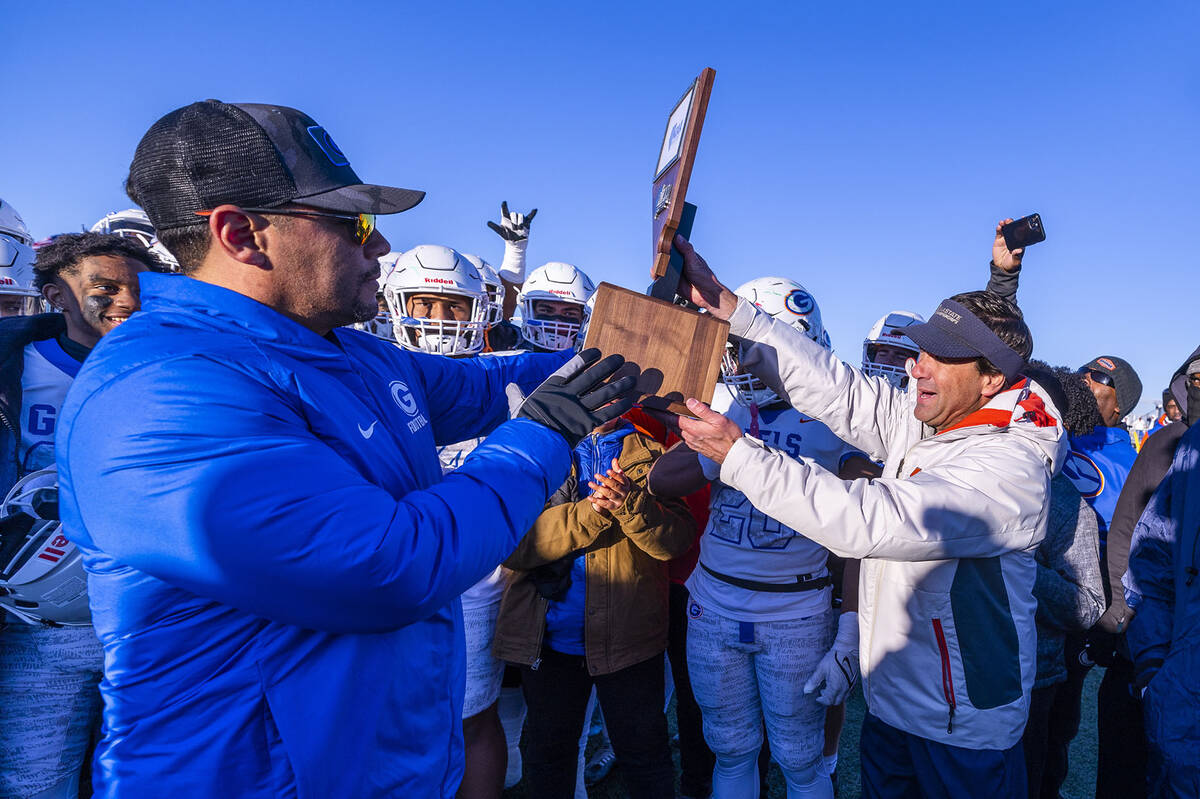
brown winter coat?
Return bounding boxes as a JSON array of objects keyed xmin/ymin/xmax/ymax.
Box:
[{"xmin": 492, "ymin": 430, "xmax": 695, "ymax": 675}]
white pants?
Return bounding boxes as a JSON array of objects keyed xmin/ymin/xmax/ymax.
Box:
[
  {"xmin": 462, "ymin": 601, "xmax": 504, "ymax": 718},
  {"xmin": 0, "ymin": 622, "xmax": 104, "ymax": 798},
  {"xmin": 687, "ymin": 599, "xmax": 833, "ymax": 799}
]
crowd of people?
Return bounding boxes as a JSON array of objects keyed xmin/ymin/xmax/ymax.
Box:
[{"xmin": 0, "ymin": 99, "xmax": 1196, "ymax": 799}]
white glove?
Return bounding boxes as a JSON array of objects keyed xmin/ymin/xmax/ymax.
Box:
[
  {"xmin": 488, "ymin": 201, "xmax": 536, "ymax": 284},
  {"xmin": 803, "ymin": 611, "xmax": 859, "ymax": 706}
]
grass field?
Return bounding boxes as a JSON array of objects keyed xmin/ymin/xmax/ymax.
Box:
[{"xmin": 503, "ymin": 668, "xmax": 1104, "ymax": 798}]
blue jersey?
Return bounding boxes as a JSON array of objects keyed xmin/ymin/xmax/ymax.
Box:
[{"xmin": 1062, "ymin": 425, "xmax": 1137, "ymax": 547}]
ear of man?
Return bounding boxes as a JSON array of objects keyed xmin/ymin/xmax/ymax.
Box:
[{"xmin": 206, "ymin": 206, "xmax": 271, "ymax": 269}]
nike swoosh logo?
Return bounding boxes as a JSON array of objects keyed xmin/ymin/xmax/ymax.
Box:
[{"xmin": 358, "ymin": 421, "xmax": 378, "ymax": 439}]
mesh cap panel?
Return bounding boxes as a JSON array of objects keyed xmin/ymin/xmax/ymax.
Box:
[{"xmin": 128, "ymin": 100, "xmax": 297, "ymax": 231}]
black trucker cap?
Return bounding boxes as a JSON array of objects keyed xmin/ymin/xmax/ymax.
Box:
[{"xmin": 126, "ymin": 100, "xmax": 425, "ymax": 231}]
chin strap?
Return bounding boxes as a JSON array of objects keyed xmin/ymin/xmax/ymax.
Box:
[{"xmin": 749, "ymin": 402, "xmax": 760, "ymax": 438}]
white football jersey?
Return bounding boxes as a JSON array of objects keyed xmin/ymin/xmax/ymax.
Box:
[
  {"xmin": 18, "ymin": 341, "xmax": 80, "ymax": 474},
  {"xmin": 688, "ymin": 382, "xmax": 864, "ymax": 621},
  {"xmin": 436, "ymin": 350, "xmax": 526, "ymax": 609}
]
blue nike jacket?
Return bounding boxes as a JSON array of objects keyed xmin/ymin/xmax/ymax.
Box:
[{"xmin": 55, "ymin": 273, "xmax": 571, "ymax": 798}]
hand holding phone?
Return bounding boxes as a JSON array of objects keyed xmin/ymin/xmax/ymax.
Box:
[{"xmin": 1001, "ymin": 213, "xmax": 1046, "ymax": 252}]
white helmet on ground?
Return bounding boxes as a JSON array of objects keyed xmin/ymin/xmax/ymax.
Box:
[
  {"xmin": 462, "ymin": 254, "xmax": 504, "ymax": 327},
  {"xmin": 721, "ymin": 277, "xmax": 829, "ymax": 407},
  {"xmin": 91, "ymin": 208, "xmax": 180, "ymax": 271},
  {"xmin": 0, "ymin": 198, "xmax": 33, "ymax": 246},
  {"xmin": 383, "ymin": 245, "xmax": 489, "ymax": 356},
  {"xmin": 0, "ymin": 467, "xmax": 91, "ymax": 627},
  {"xmin": 0, "ymin": 235, "xmax": 40, "ymax": 316},
  {"xmin": 518, "ymin": 262, "xmax": 595, "ymax": 351},
  {"xmin": 862, "ymin": 310, "xmax": 924, "ymax": 388}
]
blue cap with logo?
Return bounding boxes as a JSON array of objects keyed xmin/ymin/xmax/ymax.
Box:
[{"xmin": 905, "ymin": 298, "xmax": 1027, "ymax": 383}]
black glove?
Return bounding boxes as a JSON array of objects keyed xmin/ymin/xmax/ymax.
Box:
[
  {"xmin": 506, "ymin": 348, "xmax": 639, "ymax": 448},
  {"xmin": 486, "ymin": 201, "xmax": 537, "ymax": 242}
]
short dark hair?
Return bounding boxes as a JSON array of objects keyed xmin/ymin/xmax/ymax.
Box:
[
  {"xmin": 154, "ymin": 225, "xmax": 210, "ymax": 275},
  {"xmin": 948, "ymin": 290, "xmax": 1033, "ymax": 380},
  {"xmin": 125, "ymin": 173, "xmax": 210, "ymax": 275},
  {"xmin": 33, "ymin": 232, "xmax": 164, "ymax": 291}
]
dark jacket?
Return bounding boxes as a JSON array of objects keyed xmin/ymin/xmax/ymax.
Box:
[
  {"xmin": 1123, "ymin": 422, "xmax": 1200, "ymax": 795},
  {"xmin": 1033, "ymin": 475, "xmax": 1105, "ymax": 688},
  {"xmin": 0, "ymin": 313, "xmax": 68, "ymax": 495},
  {"xmin": 1099, "ymin": 344, "xmax": 1200, "ymax": 634},
  {"xmin": 493, "ymin": 429, "xmax": 695, "ymax": 675}
]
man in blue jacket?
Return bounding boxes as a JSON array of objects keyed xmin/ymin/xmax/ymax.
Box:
[{"xmin": 56, "ymin": 100, "xmax": 637, "ymax": 798}]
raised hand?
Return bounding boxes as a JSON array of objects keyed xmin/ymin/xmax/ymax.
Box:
[
  {"xmin": 993, "ymin": 218, "xmax": 1024, "ymax": 273},
  {"xmin": 673, "ymin": 235, "xmax": 739, "ymax": 321},
  {"xmin": 487, "ymin": 201, "xmax": 537, "ymax": 243}
]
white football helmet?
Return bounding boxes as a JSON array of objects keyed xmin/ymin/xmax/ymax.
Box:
[
  {"xmin": 518, "ymin": 262, "xmax": 595, "ymax": 351},
  {"xmin": 91, "ymin": 208, "xmax": 179, "ymax": 271},
  {"xmin": 0, "ymin": 467, "xmax": 91, "ymax": 627},
  {"xmin": 0, "ymin": 235, "xmax": 40, "ymax": 316},
  {"xmin": 862, "ymin": 310, "xmax": 924, "ymax": 388},
  {"xmin": 355, "ymin": 251, "xmax": 401, "ymax": 340},
  {"xmin": 721, "ymin": 277, "xmax": 829, "ymax": 407},
  {"xmin": 0, "ymin": 198, "xmax": 33, "ymax": 246},
  {"xmin": 384, "ymin": 245, "xmax": 489, "ymax": 356},
  {"xmin": 462, "ymin": 254, "xmax": 504, "ymax": 327}
]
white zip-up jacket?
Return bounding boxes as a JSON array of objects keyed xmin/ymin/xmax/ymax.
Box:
[{"xmin": 719, "ymin": 298, "xmax": 1066, "ymax": 750}]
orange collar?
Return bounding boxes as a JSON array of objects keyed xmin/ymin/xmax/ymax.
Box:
[{"xmin": 936, "ymin": 379, "xmax": 1057, "ymax": 435}]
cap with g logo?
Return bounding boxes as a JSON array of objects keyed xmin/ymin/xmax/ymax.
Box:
[{"xmin": 126, "ymin": 100, "xmax": 424, "ymax": 232}]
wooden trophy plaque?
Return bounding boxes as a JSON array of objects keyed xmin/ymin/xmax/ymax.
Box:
[{"xmin": 583, "ymin": 68, "xmax": 726, "ymax": 417}]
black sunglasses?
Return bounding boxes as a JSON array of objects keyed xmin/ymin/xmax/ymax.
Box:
[{"xmin": 1081, "ymin": 368, "xmax": 1114, "ymax": 388}]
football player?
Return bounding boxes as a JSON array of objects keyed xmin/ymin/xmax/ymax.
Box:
[
  {"xmin": 0, "ymin": 232, "xmax": 159, "ymax": 798},
  {"xmin": 1, "ymin": 198, "xmax": 39, "ymax": 317},
  {"xmin": 91, "ymin": 208, "xmax": 180, "ymax": 272},
  {"xmin": 463, "ymin": 253, "xmax": 522, "ymax": 353},
  {"xmin": 650, "ymin": 277, "xmax": 870, "ymax": 799},
  {"xmin": 0, "ymin": 197, "xmax": 33, "ymax": 246},
  {"xmin": 384, "ymin": 244, "xmax": 527, "ymax": 798},
  {"xmin": 861, "ymin": 310, "xmax": 923, "ymax": 389},
  {"xmin": 0, "ymin": 235, "xmax": 40, "ymax": 317},
  {"xmin": 517, "ymin": 262, "xmax": 595, "ymax": 352},
  {"xmin": 353, "ymin": 251, "xmax": 400, "ymax": 340}
]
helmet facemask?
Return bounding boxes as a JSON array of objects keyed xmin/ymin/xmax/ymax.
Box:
[
  {"xmin": 721, "ymin": 341, "xmax": 783, "ymax": 408},
  {"xmin": 862, "ymin": 343, "xmax": 917, "ymax": 389},
  {"xmin": 521, "ymin": 307, "xmax": 586, "ymax": 351},
  {"xmin": 388, "ymin": 288, "xmax": 488, "ymax": 356}
]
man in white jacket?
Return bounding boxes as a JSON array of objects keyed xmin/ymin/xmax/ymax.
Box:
[{"xmin": 669, "ymin": 236, "xmax": 1066, "ymax": 798}]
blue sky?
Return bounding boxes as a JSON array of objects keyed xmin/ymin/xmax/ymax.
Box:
[{"xmin": 4, "ymin": 1, "xmax": 1197, "ymax": 415}]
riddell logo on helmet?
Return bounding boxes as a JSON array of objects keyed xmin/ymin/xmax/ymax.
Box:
[
  {"xmin": 0, "ymin": 277, "xmax": 14, "ymax": 286},
  {"xmin": 423, "ymin": 278, "xmax": 455, "ymax": 285},
  {"xmin": 550, "ymin": 289, "xmax": 572, "ymax": 296}
]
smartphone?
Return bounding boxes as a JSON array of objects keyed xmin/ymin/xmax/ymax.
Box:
[{"xmin": 1001, "ymin": 213, "xmax": 1046, "ymax": 251}]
